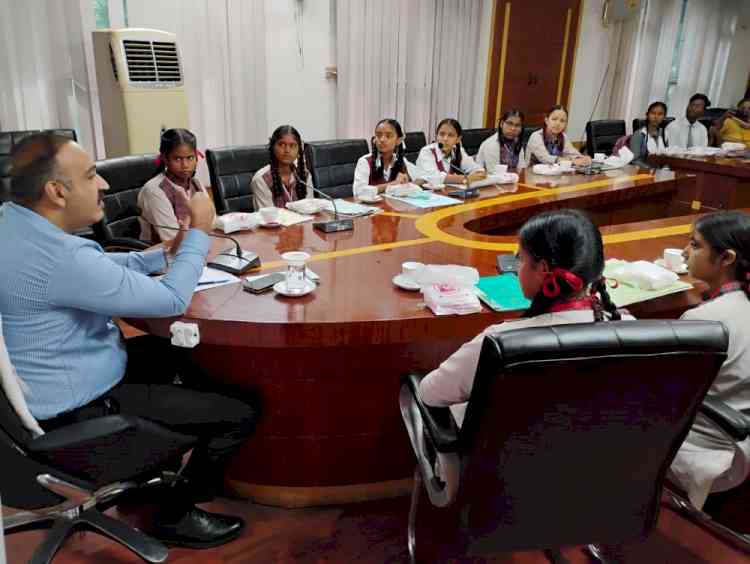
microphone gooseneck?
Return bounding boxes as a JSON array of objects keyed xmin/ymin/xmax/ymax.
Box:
[
  {"xmin": 149, "ymin": 222, "xmax": 242, "ymax": 257},
  {"xmin": 295, "ymin": 176, "xmax": 340, "ymax": 220}
]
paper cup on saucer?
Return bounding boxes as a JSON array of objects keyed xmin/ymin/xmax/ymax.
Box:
[
  {"xmin": 493, "ymin": 164, "xmax": 508, "ymax": 175},
  {"xmin": 281, "ymin": 251, "xmax": 311, "ymax": 294},
  {"xmin": 402, "ymin": 261, "xmax": 424, "ymax": 282},
  {"xmin": 358, "ymin": 186, "xmax": 378, "ymax": 201},
  {"xmin": 663, "ymin": 248, "xmax": 685, "ymax": 271}
]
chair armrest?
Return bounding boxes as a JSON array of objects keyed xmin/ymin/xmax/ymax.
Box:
[
  {"xmin": 103, "ymin": 237, "xmax": 150, "ymax": 252},
  {"xmin": 28, "ymin": 415, "xmax": 196, "ymax": 486},
  {"xmin": 402, "ymin": 374, "xmax": 460, "ymax": 453},
  {"xmin": 700, "ymin": 397, "xmax": 750, "ymax": 441}
]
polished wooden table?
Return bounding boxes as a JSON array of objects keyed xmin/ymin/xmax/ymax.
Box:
[
  {"xmin": 129, "ymin": 166, "xmax": 706, "ymax": 508},
  {"xmin": 651, "ymin": 153, "xmax": 750, "ymax": 214}
]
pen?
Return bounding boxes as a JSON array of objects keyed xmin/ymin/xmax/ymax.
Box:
[{"xmin": 197, "ymin": 279, "xmax": 232, "ymax": 286}]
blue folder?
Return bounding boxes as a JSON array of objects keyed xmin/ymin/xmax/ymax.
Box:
[{"xmin": 474, "ymin": 274, "xmax": 531, "ymax": 312}]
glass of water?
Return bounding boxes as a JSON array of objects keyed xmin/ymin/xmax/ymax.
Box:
[{"xmin": 281, "ymin": 251, "xmax": 311, "ymax": 294}]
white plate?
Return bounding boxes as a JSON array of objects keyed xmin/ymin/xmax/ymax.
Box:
[
  {"xmin": 273, "ymin": 279, "xmax": 316, "ymax": 297},
  {"xmin": 259, "ymin": 220, "xmax": 282, "ymax": 228},
  {"xmin": 358, "ymin": 195, "xmax": 383, "ymax": 203},
  {"xmin": 392, "ymin": 274, "xmax": 421, "ymax": 291},
  {"xmin": 654, "ymin": 258, "xmax": 688, "ymax": 274}
]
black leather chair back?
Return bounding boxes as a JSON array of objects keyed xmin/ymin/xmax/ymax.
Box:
[
  {"xmin": 461, "ymin": 128, "xmax": 495, "ymax": 156},
  {"xmin": 521, "ymin": 126, "xmax": 540, "ymax": 147},
  {"xmin": 586, "ymin": 120, "xmax": 626, "ymax": 156},
  {"xmin": 92, "ymin": 154, "xmax": 160, "ymax": 242},
  {"xmin": 206, "ymin": 145, "xmax": 268, "ymax": 214},
  {"xmin": 452, "ymin": 320, "xmax": 727, "ymax": 553},
  {"xmin": 404, "ymin": 131, "xmax": 427, "ymax": 164},
  {"xmin": 305, "ymin": 139, "xmax": 369, "ymax": 199},
  {"xmin": 0, "ymin": 129, "xmax": 77, "ymax": 204},
  {"xmin": 632, "ymin": 117, "xmax": 675, "ymax": 134}
]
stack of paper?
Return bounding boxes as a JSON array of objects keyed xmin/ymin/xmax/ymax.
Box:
[{"xmin": 277, "ymin": 208, "xmax": 315, "ymax": 226}]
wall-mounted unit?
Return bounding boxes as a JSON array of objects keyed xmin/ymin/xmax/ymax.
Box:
[{"xmin": 93, "ymin": 28, "xmax": 189, "ymax": 157}]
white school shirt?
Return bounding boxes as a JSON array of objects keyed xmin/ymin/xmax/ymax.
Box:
[
  {"xmin": 352, "ymin": 153, "xmax": 424, "ymax": 198},
  {"xmin": 475, "ymin": 135, "xmax": 527, "ymax": 171},
  {"xmin": 416, "ymin": 143, "xmax": 482, "ymax": 183},
  {"xmin": 138, "ymin": 172, "xmax": 207, "ymax": 243},
  {"xmin": 639, "ymin": 127, "xmax": 668, "ymax": 154},
  {"xmin": 670, "ymin": 290, "xmax": 750, "ymax": 509},
  {"xmin": 665, "ymin": 117, "xmax": 708, "ymax": 149},
  {"xmin": 419, "ymin": 310, "xmax": 633, "ymax": 427}
]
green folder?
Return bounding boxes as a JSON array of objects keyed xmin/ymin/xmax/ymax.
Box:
[{"xmin": 474, "ymin": 274, "xmax": 531, "ymax": 312}]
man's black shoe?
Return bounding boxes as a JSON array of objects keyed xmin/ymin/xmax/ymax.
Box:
[{"xmin": 151, "ymin": 506, "xmax": 244, "ymax": 549}]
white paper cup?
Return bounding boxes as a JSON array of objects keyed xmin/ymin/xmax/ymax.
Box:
[
  {"xmin": 594, "ymin": 153, "xmax": 606, "ymax": 162},
  {"xmin": 558, "ymin": 159, "xmax": 573, "ymax": 170},
  {"xmin": 259, "ymin": 207, "xmax": 280, "ymax": 224},
  {"xmin": 402, "ymin": 261, "xmax": 424, "ymax": 282},
  {"xmin": 359, "ymin": 186, "xmax": 378, "ymax": 200},
  {"xmin": 493, "ymin": 164, "xmax": 508, "ymax": 175},
  {"xmin": 663, "ymin": 248, "xmax": 684, "ymax": 270}
]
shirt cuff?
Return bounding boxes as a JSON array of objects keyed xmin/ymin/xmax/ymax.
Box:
[{"xmin": 142, "ymin": 248, "xmax": 169, "ymax": 273}]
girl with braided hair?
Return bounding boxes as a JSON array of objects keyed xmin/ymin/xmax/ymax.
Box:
[
  {"xmin": 420, "ymin": 209, "xmax": 630, "ymax": 427},
  {"xmin": 252, "ymin": 125, "xmax": 314, "ymax": 210},
  {"xmin": 417, "ymin": 118, "xmax": 486, "ymax": 186},
  {"xmin": 671, "ymin": 211, "xmax": 750, "ymax": 510},
  {"xmin": 353, "ymin": 118, "xmax": 424, "ymax": 198}
]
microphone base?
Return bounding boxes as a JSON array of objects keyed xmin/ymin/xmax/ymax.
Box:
[
  {"xmin": 313, "ymin": 219, "xmax": 354, "ymax": 233},
  {"xmin": 208, "ymin": 249, "xmax": 261, "ymax": 275}
]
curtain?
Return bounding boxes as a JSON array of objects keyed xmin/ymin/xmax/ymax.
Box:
[
  {"xmin": 124, "ymin": 0, "xmax": 268, "ymax": 150},
  {"xmin": 670, "ymin": 0, "xmax": 740, "ymax": 112},
  {"xmin": 609, "ymin": 0, "xmax": 740, "ymax": 128},
  {"xmin": 0, "ymin": 0, "xmax": 101, "ymax": 156},
  {"xmin": 336, "ymin": 0, "xmax": 483, "ymax": 142}
]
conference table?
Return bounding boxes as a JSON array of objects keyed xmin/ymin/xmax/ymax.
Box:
[
  {"xmin": 651, "ymin": 153, "xmax": 750, "ymax": 214},
  {"xmin": 129, "ymin": 165, "xmax": 710, "ymax": 508}
]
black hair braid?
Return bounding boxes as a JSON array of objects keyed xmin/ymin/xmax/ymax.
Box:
[
  {"xmin": 592, "ymin": 279, "xmax": 622, "ymax": 321},
  {"xmin": 268, "ymin": 146, "xmax": 284, "ymax": 203},
  {"xmin": 370, "ymin": 139, "xmax": 382, "ymax": 185},
  {"xmin": 738, "ymin": 256, "xmax": 750, "ymax": 298},
  {"xmin": 452, "ymin": 142, "xmax": 463, "ymax": 172},
  {"xmin": 295, "ymin": 144, "xmax": 308, "ymax": 200},
  {"xmin": 390, "ymin": 142, "xmax": 406, "ymax": 182}
]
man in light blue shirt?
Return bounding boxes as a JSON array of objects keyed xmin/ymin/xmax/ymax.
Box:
[{"xmin": 0, "ymin": 133, "xmax": 253, "ymax": 548}]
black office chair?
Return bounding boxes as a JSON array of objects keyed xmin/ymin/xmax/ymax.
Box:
[
  {"xmin": 404, "ymin": 131, "xmax": 427, "ymax": 164},
  {"xmin": 0, "ymin": 367, "xmax": 197, "ymax": 563},
  {"xmin": 91, "ymin": 154, "xmax": 161, "ymax": 251},
  {"xmin": 521, "ymin": 126, "xmax": 540, "ymax": 147},
  {"xmin": 0, "ymin": 154, "xmax": 10, "ymax": 204},
  {"xmin": 400, "ymin": 320, "xmax": 728, "ymax": 563},
  {"xmin": 585, "ymin": 120, "xmax": 627, "ymax": 156},
  {"xmin": 206, "ymin": 145, "xmax": 268, "ymax": 214},
  {"xmin": 632, "ymin": 117, "xmax": 675, "ymax": 134},
  {"xmin": 666, "ymin": 397, "xmax": 750, "ymax": 552},
  {"xmin": 460, "ymin": 128, "xmax": 495, "ymax": 156},
  {"xmin": 304, "ymin": 139, "xmax": 369, "ymax": 199}
]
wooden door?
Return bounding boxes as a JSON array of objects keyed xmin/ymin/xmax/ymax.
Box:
[{"xmin": 483, "ymin": 0, "xmax": 582, "ymax": 128}]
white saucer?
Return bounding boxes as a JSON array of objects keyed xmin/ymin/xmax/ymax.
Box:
[
  {"xmin": 273, "ymin": 279, "xmax": 316, "ymax": 297},
  {"xmin": 259, "ymin": 220, "xmax": 282, "ymax": 228},
  {"xmin": 654, "ymin": 258, "xmax": 688, "ymax": 274},
  {"xmin": 392, "ymin": 274, "xmax": 420, "ymax": 291},
  {"xmin": 358, "ymin": 195, "xmax": 383, "ymax": 203}
]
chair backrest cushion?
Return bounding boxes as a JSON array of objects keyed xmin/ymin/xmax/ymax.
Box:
[
  {"xmin": 457, "ymin": 320, "xmax": 728, "ymax": 552},
  {"xmin": 206, "ymin": 145, "xmax": 268, "ymax": 214},
  {"xmin": 586, "ymin": 120, "xmax": 627, "ymax": 156},
  {"xmin": 93, "ymin": 154, "xmax": 160, "ymax": 242},
  {"xmin": 404, "ymin": 131, "xmax": 427, "ymax": 164},
  {"xmin": 305, "ymin": 139, "xmax": 369, "ymax": 199},
  {"xmin": 461, "ymin": 128, "xmax": 495, "ymax": 156}
]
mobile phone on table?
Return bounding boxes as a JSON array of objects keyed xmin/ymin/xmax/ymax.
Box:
[
  {"xmin": 242, "ymin": 272, "xmax": 285, "ymax": 294},
  {"xmin": 497, "ymin": 254, "xmax": 520, "ymax": 274}
]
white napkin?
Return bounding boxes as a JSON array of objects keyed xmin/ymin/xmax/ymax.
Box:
[
  {"xmin": 532, "ymin": 164, "xmax": 563, "ymax": 175},
  {"xmin": 215, "ymin": 212, "xmax": 259, "ymax": 234},
  {"xmin": 385, "ymin": 183, "xmax": 423, "ymax": 197},
  {"xmin": 721, "ymin": 142, "xmax": 746, "ymax": 152},
  {"xmin": 416, "ymin": 265, "xmax": 482, "ymax": 316},
  {"xmin": 608, "ymin": 146, "xmax": 634, "ymax": 168},
  {"xmin": 286, "ymin": 198, "xmax": 329, "ymax": 215},
  {"xmin": 606, "ymin": 259, "xmax": 678, "ymax": 290}
]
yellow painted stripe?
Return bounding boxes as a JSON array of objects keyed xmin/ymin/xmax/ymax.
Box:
[
  {"xmin": 493, "ymin": 2, "xmax": 512, "ymax": 123},
  {"xmin": 380, "ymin": 211, "xmax": 420, "ymax": 219},
  {"xmin": 556, "ymin": 8, "xmax": 573, "ymax": 104},
  {"xmin": 258, "ymin": 238, "xmax": 436, "ymax": 271},
  {"xmin": 602, "ymin": 224, "xmax": 691, "ymax": 245}
]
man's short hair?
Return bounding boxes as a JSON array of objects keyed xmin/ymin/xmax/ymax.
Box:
[
  {"xmin": 689, "ymin": 93, "xmax": 711, "ymax": 108},
  {"xmin": 9, "ymin": 132, "xmax": 72, "ymax": 207}
]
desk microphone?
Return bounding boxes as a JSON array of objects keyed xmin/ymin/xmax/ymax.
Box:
[
  {"xmin": 446, "ymin": 163, "xmax": 480, "ymax": 199},
  {"xmin": 296, "ymin": 177, "xmax": 354, "ymax": 233},
  {"xmin": 149, "ymin": 222, "xmax": 260, "ymax": 275}
]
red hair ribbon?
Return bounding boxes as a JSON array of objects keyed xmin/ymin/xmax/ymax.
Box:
[
  {"xmin": 155, "ymin": 155, "xmax": 163, "ymax": 167},
  {"xmin": 196, "ymin": 150, "xmax": 205, "ymax": 160},
  {"xmin": 542, "ymin": 268, "xmax": 583, "ymax": 298}
]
